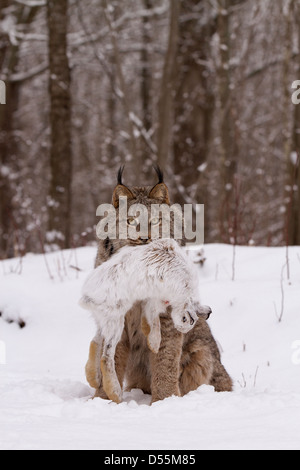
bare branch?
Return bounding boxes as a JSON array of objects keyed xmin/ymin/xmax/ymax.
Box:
[
  {"xmin": 102, "ymin": 0, "xmax": 138, "ymax": 164},
  {"xmin": 70, "ymin": 2, "xmax": 168, "ymax": 49},
  {"xmin": 0, "ymin": 61, "xmax": 48, "ymax": 83},
  {"xmin": 156, "ymin": 0, "xmax": 180, "ymax": 169}
]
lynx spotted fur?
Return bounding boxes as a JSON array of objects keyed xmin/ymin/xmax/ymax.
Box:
[{"xmin": 86, "ymin": 167, "xmax": 233, "ymax": 402}]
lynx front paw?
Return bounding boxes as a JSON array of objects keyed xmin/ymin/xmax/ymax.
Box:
[{"xmin": 93, "ymin": 387, "xmax": 109, "ymax": 400}]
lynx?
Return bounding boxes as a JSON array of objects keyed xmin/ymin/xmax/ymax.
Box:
[
  {"xmin": 85, "ymin": 166, "xmax": 233, "ymax": 402},
  {"xmin": 80, "ymin": 238, "xmax": 212, "ymax": 403}
]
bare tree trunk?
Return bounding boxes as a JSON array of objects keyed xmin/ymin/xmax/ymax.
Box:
[
  {"xmin": 102, "ymin": 0, "xmax": 138, "ymax": 177},
  {"xmin": 141, "ymin": 0, "xmax": 152, "ymax": 135},
  {"xmin": 0, "ymin": 2, "xmax": 39, "ymax": 257},
  {"xmin": 173, "ymin": 0, "xmax": 215, "ymax": 234},
  {"xmin": 156, "ymin": 0, "xmax": 180, "ymax": 172},
  {"xmin": 216, "ymin": 0, "xmax": 238, "ymax": 241},
  {"xmin": 289, "ymin": 0, "xmax": 300, "ymax": 245},
  {"xmin": 139, "ymin": 0, "xmax": 153, "ymax": 174},
  {"xmin": 47, "ymin": 0, "xmax": 72, "ymax": 249},
  {"xmin": 0, "ymin": 2, "xmax": 17, "ymax": 257},
  {"xmin": 108, "ymin": 58, "xmax": 117, "ymax": 163}
]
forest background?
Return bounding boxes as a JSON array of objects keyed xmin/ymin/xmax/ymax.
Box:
[{"xmin": 1, "ymin": 0, "xmax": 300, "ymax": 258}]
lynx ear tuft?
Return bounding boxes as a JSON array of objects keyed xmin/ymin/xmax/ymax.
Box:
[
  {"xmin": 149, "ymin": 164, "xmax": 170, "ymax": 204},
  {"xmin": 149, "ymin": 183, "xmax": 170, "ymax": 204},
  {"xmin": 117, "ymin": 165, "xmax": 125, "ymax": 186},
  {"xmin": 153, "ymin": 164, "xmax": 164, "ymax": 184},
  {"xmin": 112, "ymin": 165, "xmax": 134, "ymax": 208}
]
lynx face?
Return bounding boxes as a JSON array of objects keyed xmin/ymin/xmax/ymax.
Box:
[
  {"xmin": 115, "ymin": 188, "xmax": 167, "ymax": 246},
  {"xmin": 126, "ymin": 210, "xmax": 162, "ymax": 245},
  {"xmin": 112, "ymin": 166, "xmax": 183, "ymax": 247},
  {"xmin": 95, "ymin": 166, "xmax": 185, "ymax": 266}
]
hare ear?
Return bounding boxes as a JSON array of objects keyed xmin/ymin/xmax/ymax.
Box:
[{"xmin": 149, "ymin": 183, "xmax": 170, "ymax": 204}]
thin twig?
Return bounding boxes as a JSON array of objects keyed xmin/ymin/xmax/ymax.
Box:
[
  {"xmin": 274, "ymin": 263, "xmax": 286, "ymax": 323},
  {"xmin": 232, "ymin": 243, "xmax": 236, "ymax": 281},
  {"xmin": 70, "ymin": 236, "xmax": 80, "ymax": 280},
  {"xmin": 253, "ymin": 366, "xmax": 259, "ymax": 388},
  {"xmin": 36, "ymin": 227, "xmax": 54, "ymax": 281},
  {"xmin": 0, "ymin": 259, "xmax": 6, "ymax": 276},
  {"xmin": 237, "ymin": 373, "xmax": 247, "ymax": 389},
  {"xmin": 215, "ymin": 263, "xmax": 219, "ymax": 281},
  {"xmin": 69, "ymin": 265, "xmax": 83, "ymax": 273}
]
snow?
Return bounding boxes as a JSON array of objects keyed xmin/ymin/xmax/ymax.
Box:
[{"xmin": 0, "ymin": 244, "xmax": 300, "ymax": 450}]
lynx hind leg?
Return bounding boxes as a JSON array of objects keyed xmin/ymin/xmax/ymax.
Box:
[
  {"xmin": 88, "ymin": 330, "xmax": 130, "ymax": 401},
  {"xmin": 100, "ymin": 351, "xmax": 122, "ymax": 404},
  {"xmin": 180, "ymin": 345, "xmax": 214, "ymax": 396},
  {"xmin": 210, "ymin": 361, "xmax": 233, "ymax": 392}
]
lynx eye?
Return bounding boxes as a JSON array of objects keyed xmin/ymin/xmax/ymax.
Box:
[
  {"xmin": 127, "ymin": 217, "xmax": 139, "ymax": 227},
  {"xmin": 151, "ymin": 216, "xmax": 161, "ymax": 226}
]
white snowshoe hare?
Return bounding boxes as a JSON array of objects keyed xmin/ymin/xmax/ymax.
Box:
[{"xmin": 80, "ymin": 238, "xmax": 211, "ymax": 403}]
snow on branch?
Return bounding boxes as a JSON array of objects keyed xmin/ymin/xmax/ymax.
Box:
[
  {"xmin": 0, "ymin": 61, "xmax": 48, "ymax": 83},
  {"xmin": 111, "ymin": 2, "xmax": 168, "ymax": 27},
  {"xmin": 71, "ymin": 2, "xmax": 168, "ymax": 49},
  {"xmin": 14, "ymin": 31, "xmax": 47, "ymax": 42},
  {"xmin": 14, "ymin": 0, "xmax": 46, "ymax": 6},
  {"xmin": 129, "ymin": 112, "xmax": 158, "ymax": 155}
]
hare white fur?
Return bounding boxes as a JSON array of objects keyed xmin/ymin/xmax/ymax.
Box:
[{"xmin": 80, "ymin": 239, "xmax": 211, "ymax": 403}]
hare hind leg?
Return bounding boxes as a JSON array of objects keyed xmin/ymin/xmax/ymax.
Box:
[
  {"xmin": 100, "ymin": 318, "xmax": 125, "ymax": 404},
  {"xmin": 141, "ymin": 315, "xmax": 161, "ymax": 354},
  {"xmin": 100, "ymin": 356, "xmax": 122, "ymax": 403},
  {"xmin": 141, "ymin": 300, "xmax": 162, "ymax": 354}
]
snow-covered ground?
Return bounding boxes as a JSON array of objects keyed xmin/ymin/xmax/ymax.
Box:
[{"xmin": 0, "ymin": 244, "xmax": 300, "ymax": 450}]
